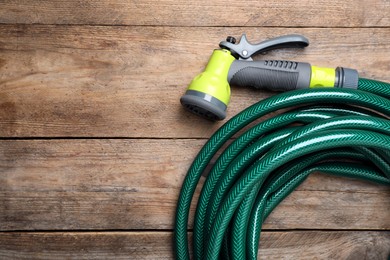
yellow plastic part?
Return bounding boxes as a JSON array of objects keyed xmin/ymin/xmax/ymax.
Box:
[
  {"xmin": 310, "ymin": 66, "xmax": 336, "ymax": 88},
  {"xmin": 187, "ymin": 49, "xmax": 235, "ymax": 105}
]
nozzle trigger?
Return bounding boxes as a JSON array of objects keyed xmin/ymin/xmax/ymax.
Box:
[{"xmin": 219, "ymin": 34, "xmax": 309, "ymax": 60}]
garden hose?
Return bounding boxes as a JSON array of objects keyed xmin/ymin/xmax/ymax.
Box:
[{"xmin": 174, "ymin": 78, "xmax": 390, "ymax": 260}]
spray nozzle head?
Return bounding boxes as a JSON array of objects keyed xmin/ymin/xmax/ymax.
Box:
[
  {"xmin": 180, "ymin": 90, "xmax": 227, "ymax": 120},
  {"xmin": 180, "ymin": 49, "xmax": 235, "ymax": 120}
]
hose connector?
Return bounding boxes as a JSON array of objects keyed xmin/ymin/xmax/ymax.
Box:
[{"xmin": 335, "ymin": 67, "xmax": 359, "ymax": 89}]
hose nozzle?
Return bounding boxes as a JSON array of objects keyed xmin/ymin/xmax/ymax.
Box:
[
  {"xmin": 180, "ymin": 34, "xmax": 359, "ymax": 121},
  {"xmin": 180, "ymin": 49, "xmax": 235, "ymax": 120}
]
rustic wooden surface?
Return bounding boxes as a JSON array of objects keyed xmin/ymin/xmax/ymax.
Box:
[
  {"xmin": 0, "ymin": 0, "xmax": 389, "ymax": 27},
  {"xmin": 1, "ymin": 231, "xmax": 389, "ymax": 259},
  {"xmin": 0, "ymin": 1, "xmax": 389, "ymax": 259}
]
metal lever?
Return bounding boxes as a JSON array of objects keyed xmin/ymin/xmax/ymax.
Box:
[{"xmin": 219, "ymin": 34, "xmax": 309, "ymax": 60}]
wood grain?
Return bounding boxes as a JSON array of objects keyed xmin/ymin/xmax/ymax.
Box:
[
  {"xmin": 0, "ymin": 0, "xmax": 389, "ymax": 27},
  {"xmin": 0, "ymin": 231, "xmax": 389, "ymax": 259},
  {"xmin": 1, "ymin": 140, "xmax": 389, "ymax": 231},
  {"xmin": 0, "ymin": 25, "xmax": 389, "ymax": 138},
  {"xmin": 1, "ymin": 1, "xmax": 389, "ymax": 259}
]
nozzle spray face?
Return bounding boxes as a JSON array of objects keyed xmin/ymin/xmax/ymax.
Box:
[
  {"xmin": 180, "ymin": 90, "xmax": 227, "ymax": 120},
  {"xmin": 180, "ymin": 49, "xmax": 235, "ymax": 121}
]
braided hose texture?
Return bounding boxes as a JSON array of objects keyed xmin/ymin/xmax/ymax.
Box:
[{"xmin": 174, "ymin": 78, "xmax": 390, "ymax": 260}]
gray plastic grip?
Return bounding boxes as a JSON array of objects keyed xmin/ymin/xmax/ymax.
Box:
[{"xmin": 228, "ymin": 60, "xmax": 311, "ymax": 91}]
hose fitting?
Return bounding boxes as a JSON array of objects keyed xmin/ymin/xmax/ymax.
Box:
[{"xmin": 335, "ymin": 67, "xmax": 359, "ymax": 89}]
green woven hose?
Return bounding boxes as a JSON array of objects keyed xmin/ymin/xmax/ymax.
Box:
[{"xmin": 174, "ymin": 78, "xmax": 390, "ymax": 260}]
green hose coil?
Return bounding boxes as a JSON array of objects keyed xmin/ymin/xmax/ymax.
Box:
[{"xmin": 174, "ymin": 78, "xmax": 390, "ymax": 260}]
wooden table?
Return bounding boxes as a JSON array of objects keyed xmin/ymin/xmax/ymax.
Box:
[{"xmin": 0, "ymin": 1, "xmax": 389, "ymax": 259}]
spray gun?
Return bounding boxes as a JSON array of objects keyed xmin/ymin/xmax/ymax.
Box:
[{"xmin": 180, "ymin": 34, "xmax": 359, "ymax": 120}]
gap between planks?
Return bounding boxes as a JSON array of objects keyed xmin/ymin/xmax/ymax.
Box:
[{"xmin": 0, "ymin": 231, "xmax": 389, "ymax": 259}]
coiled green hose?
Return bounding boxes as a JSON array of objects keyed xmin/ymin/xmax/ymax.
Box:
[{"xmin": 174, "ymin": 78, "xmax": 390, "ymax": 260}]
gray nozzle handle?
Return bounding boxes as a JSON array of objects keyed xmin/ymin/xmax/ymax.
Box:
[{"xmin": 228, "ymin": 60, "xmax": 311, "ymax": 91}]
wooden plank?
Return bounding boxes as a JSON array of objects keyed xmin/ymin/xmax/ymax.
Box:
[
  {"xmin": 0, "ymin": 25, "xmax": 389, "ymax": 138},
  {"xmin": 0, "ymin": 231, "xmax": 389, "ymax": 259},
  {"xmin": 2, "ymin": 190, "xmax": 388, "ymax": 231},
  {"xmin": 0, "ymin": 139, "xmax": 389, "ymax": 230},
  {"xmin": 0, "ymin": 1, "xmax": 389, "ymax": 27}
]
